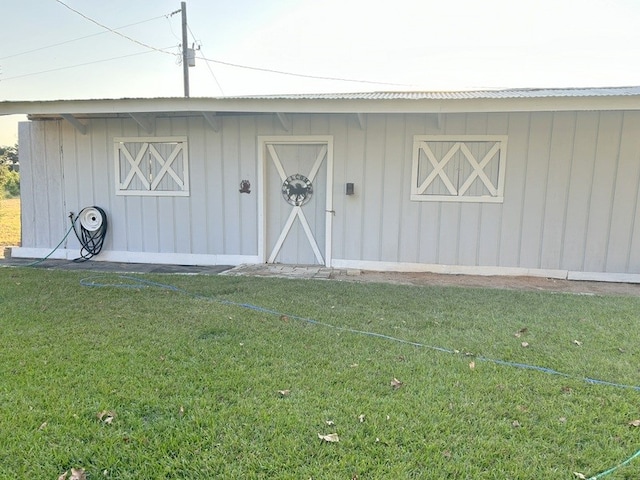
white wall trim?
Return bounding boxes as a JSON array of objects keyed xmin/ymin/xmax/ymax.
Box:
[
  {"xmin": 332, "ymin": 259, "xmax": 640, "ymax": 283},
  {"xmin": 9, "ymin": 247, "xmax": 257, "ymax": 267},
  {"xmin": 567, "ymin": 271, "xmax": 640, "ymax": 284},
  {"xmin": 11, "ymin": 247, "xmax": 640, "ymax": 284},
  {"xmin": 331, "ymin": 259, "xmax": 569, "ymax": 279}
]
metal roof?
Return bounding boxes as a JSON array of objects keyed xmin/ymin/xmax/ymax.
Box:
[
  {"xmin": 3, "ymin": 86, "xmax": 640, "ymax": 118},
  {"xmin": 221, "ymin": 86, "xmax": 640, "ymax": 101}
]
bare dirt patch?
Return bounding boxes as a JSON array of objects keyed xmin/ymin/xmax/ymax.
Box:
[{"xmin": 333, "ymin": 270, "xmax": 640, "ymax": 297}]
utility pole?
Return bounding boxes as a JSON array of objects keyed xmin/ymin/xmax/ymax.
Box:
[{"xmin": 181, "ymin": 1, "xmax": 189, "ymax": 97}]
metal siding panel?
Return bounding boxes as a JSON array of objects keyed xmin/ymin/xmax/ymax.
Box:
[
  {"xmin": 361, "ymin": 115, "xmax": 386, "ymax": 260},
  {"xmin": 344, "ymin": 115, "xmax": 366, "ymax": 261},
  {"xmin": 398, "ymin": 115, "xmax": 425, "ymax": 263},
  {"xmin": 477, "ymin": 113, "xmax": 509, "ymax": 266},
  {"xmin": 187, "ymin": 118, "xmax": 208, "ymax": 254},
  {"xmin": 540, "ymin": 112, "xmax": 576, "ymax": 269},
  {"xmin": 583, "ymin": 112, "xmax": 623, "ymax": 272},
  {"xmin": 412, "ymin": 114, "xmax": 441, "ymax": 264},
  {"xmin": 458, "ymin": 113, "xmax": 489, "ymax": 265},
  {"xmin": 17, "ymin": 122, "xmax": 35, "ymax": 248},
  {"xmin": 168, "ymin": 118, "xmax": 191, "ymax": 253},
  {"xmin": 499, "ymin": 113, "xmax": 530, "ymax": 267},
  {"xmin": 380, "ymin": 115, "xmax": 406, "ymax": 262},
  {"xmin": 125, "ymin": 197, "xmax": 144, "ymax": 252},
  {"xmin": 141, "ymin": 197, "xmax": 160, "ymax": 252},
  {"xmin": 561, "ymin": 112, "xmax": 600, "ymax": 270},
  {"xmin": 607, "ymin": 112, "xmax": 640, "ymax": 272},
  {"xmin": 437, "ymin": 114, "xmax": 466, "ymax": 265},
  {"xmin": 205, "ymin": 117, "xmax": 226, "ymax": 254},
  {"xmin": 238, "ymin": 116, "xmax": 258, "ymax": 255},
  {"xmin": 329, "ymin": 115, "xmax": 348, "ymax": 260},
  {"xmin": 41, "ymin": 121, "xmax": 64, "ymax": 247},
  {"xmin": 106, "ymin": 118, "xmax": 128, "ymax": 252},
  {"xmin": 519, "ymin": 112, "xmax": 553, "ymax": 268},
  {"xmin": 222, "ymin": 117, "xmax": 241, "ymax": 255}
]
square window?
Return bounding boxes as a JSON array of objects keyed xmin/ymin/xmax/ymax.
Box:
[
  {"xmin": 411, "ymin": 135, "xmax": 507, "ymax": 203},
  {"xmin": 114, "ymin": 136, "xmax": 189, "ymax": 196}
]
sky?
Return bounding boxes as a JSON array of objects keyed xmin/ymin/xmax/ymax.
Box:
[{"xmin": 1, "ymin": 0, "xmax": 640, "ymax": 145}]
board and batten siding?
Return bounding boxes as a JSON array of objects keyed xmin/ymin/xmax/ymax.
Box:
[{"xmin": 16, "ymin": 110, "xmax": 640, "ymax": 279}]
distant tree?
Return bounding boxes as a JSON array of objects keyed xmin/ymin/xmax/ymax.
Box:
[
  {"xmin": 0, "ymin": 145, "xmax": 18, "ymax": 171},
  {"xmin": 0, "ymin": 144, "xmax": 19, "ymax": 198}
]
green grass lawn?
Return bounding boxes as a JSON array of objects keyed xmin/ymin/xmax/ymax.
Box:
[
  {"xmin": 0, "ymin": 268, "xmax": 639, "ymax": 479},
  {"xmin": 0, "ymin": 197, "xmax": 20, "ymax": 256}
]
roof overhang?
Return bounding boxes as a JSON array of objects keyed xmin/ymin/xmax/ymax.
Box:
[{"xmin": 3, "ymin": 87, "xmax": 640, "ymax": 119}]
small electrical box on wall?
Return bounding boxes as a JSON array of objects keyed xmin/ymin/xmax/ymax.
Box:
[{"xmin": 346, "ymin": 183, "xmax": 355, "ymax": 195}]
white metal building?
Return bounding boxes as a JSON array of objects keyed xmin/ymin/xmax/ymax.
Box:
[{"xmin": 4, "ymin": 87, "xmax": 640, "ymax": 282}]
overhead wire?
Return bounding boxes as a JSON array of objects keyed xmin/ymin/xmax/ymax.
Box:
[
  {"xmin": 0, "ymin": 14, "xmax": 170, "ymax": 61},
  {"xmin": 9, "ymin": 2, "xmax": 409, "ymax": 91},
  {"xmin": 196, "ymin": 54, "xmax": 413, "ymax": 87},
  {"xmin": 52, "ymin": 0, "xmax": 176, "ymax": 57},
  {"xmin": 0, "ymin": 47, "xmax": 177, "ymax": 82},
  {"xmin": 186, "ymin": 25, "xmax": 225, "ymax": 95}
]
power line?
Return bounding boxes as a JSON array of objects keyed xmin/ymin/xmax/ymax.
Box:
[
  {"xmin": 0, "ymin": 14, "xmax": 170, "ymax": 61},
  {"xmin": 0, "ymin": 48, "xmax": 176, "ymax": 82},
  {"xmin": 53, "ymin": 0, "xmax": 175, "ymax": 56},
  {"xmin": 186, "ymin": 25, "xmax": 225, "ymax": 95},
  {"xmin": 196, "ymin": 55, "xmax": 412, "ymax": 87}
]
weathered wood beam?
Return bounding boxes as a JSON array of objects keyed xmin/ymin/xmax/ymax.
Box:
[
  {"xmin": 202, "ymin": 112, "xmax": 220, "ymax": 132},
  {"xmin": 60, "ymin": 114, "xmax": 87, "ymax": 135},
  {"xmin": 276, "ymin": 112, "xmax": 291, "ymax": 132},
  {"xmin": 129, "ymin": 113, "xmax": 155, "ymax": 134}
]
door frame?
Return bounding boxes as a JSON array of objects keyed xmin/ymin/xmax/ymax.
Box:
[{"xmin": 257, "ymin": 135, "xmax": 334, "ymax": 266}]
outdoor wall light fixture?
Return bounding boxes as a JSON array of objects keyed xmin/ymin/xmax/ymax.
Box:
[{"xmin": 346, "ymin": 183, "xmax": 355, "ymax": 195}]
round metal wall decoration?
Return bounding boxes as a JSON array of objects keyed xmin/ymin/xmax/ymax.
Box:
[{"xmin": 281, "ymin": 173, "xmax": 313, "ymax": 206}]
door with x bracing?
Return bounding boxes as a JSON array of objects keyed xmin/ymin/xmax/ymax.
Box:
[{"xmin": 260, "ymin": 136, "xmax": 333, "ymax": 266}]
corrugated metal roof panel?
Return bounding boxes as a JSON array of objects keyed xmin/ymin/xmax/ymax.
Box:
[{"xmin": 222, "ymin": 87, "xmax": 640, "ymax": 101}]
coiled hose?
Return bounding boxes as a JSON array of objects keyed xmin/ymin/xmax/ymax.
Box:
[{"xmin": 70, "ymin": 206, "xmax": 107, "ymax": 262}]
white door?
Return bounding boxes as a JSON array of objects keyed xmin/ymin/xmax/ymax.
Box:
[{"xmin": 259, "ymin": 136, "xmax": 333, "ymax": 266}]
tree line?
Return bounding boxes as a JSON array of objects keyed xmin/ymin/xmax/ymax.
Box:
[{"xmin": 0, "ymin": 145, "xmax": 19, "ymax": 198}]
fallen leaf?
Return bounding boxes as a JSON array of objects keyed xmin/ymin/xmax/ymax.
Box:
[
  {"xmin": 280, "ymin": 315, "xmax": 289, "ymax": 323},
  {"xmin": 442, "ymin": 450, "xmax": 452, "ymax": 458},
  {"xmin": 559, "ymin": 417, "xmax": 567, "ymax": 423},
  {"xmin": 562, "ymin": 386, "xmax": 573, "ymax": 394},
  {"xmin": 512, "ymin": 420, "xmax": 521, "ymax": 428},
  {"xmin": 469, "ymin": 361, "xmax": 476, "ymax": 370},
  {"xmin": 629, "ymin": 419, "xmax": 640, "ymax": 427},
  {"xmin": 573, "ymin": 340, "xmax": 583, "ymax": 346},
  {"xmin": 391, "ymin": 378, "xmax": 403, "ymax": 389},
  {"xmin": 97, "ymin": 410, "xmax": 116, "ymax": 424},
  {"xmin": 521, "ymin": 342, "xmax": 530, "ymax": 348},
  {"xmin": 358, "ymin": 414, "xmax": 365, "ymax": 423},
  {"xmin": 70, "ymin": 468, "xmax": 87, "ymax": 480},
  {"xmin": 318, "ymin": 432, "xmax": 339, "ymax": 443},
  {"xmin": 179, "ymin": 406, "xmax": 185, "ymax": 417},
  {"xmin": 573, "ymin": 473, "xmax": 587, "ymax": 480},
  {"xmin": 58, "ymin": 472, "xmax": 68, "ymax": 480},
  {"xmin": 350, "ymin": 363, "xmax": 359, "ymax": 368},
  {"xmin": 325, "ymin": 420, "xmax": 335, "ymax": 426},
  {"xmin": 38, "ymin": 421, "xmax": 47, "ymax": 430},
  {"xmin": 277, "ymin": 390, "xmax": 290, "ymax": 397}
]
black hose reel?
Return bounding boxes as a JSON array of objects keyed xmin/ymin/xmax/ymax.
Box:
[{"xmin": 69, "ymin": 206, "xmax": 108, "ymax": 262}]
